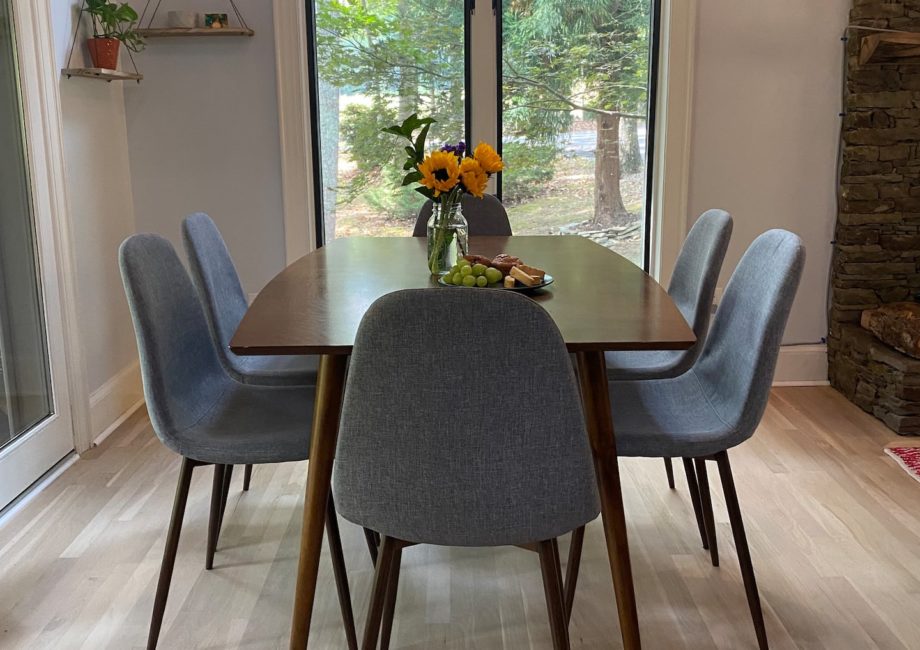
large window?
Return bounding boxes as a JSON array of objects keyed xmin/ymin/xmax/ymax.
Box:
[{"xmin": 310, "ymin": 0, "xmax": 659, "ymax": 268}]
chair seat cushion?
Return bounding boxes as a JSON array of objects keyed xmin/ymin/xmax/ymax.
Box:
[
  {"xmin": 231, "ymin": 354, "xmax": 319, "ymax": 387},
  {"xmin": 609, "ymin": 372, "xmax": 739, "ymax": 459},
  {"xmin": 605, "ymin": 349, "xmax": 692, "ymax": 381},
  {"xmin": 165, "ymin": 382, "xmax": 313, "ymax": 465}
]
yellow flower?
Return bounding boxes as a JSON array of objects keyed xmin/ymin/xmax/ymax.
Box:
[
  {"xmin": 473, "ymin": 141, "xmax": 504, "ymax": 174},
  {"xmin": 418, "ymin": 150, "xmax": 460, "ymax": 196},
  {"xmin": 460, "ymin": 157, "xmax": 488, "ymax": 198}
]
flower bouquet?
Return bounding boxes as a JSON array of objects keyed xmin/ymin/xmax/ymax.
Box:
[{"xmin": 382, "ymin": 114, "xmax": 504, "ymax": 275}]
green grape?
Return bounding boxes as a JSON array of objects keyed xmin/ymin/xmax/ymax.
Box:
[
  {"xmin": 449, "ymin": 265, "xmax": 460, "ymax": 276},
  {"xmin": 476, "ymin": 275, "xmax": 488, "ymax": 287},
  {"xmin": 484, "ymin": 267, "xmax": 502, "ymax": 284},
  {"xmin": 472, "ymin": 263, "xmax": 487, "ymax": 277},
  {"xmin": 458, "ymin": 258, "xmax": 472, "ymax": 267},
  {"xmin": 462, "ymin": 275, "xmax": 477, "ymax": 287},
  {"xmin": 443, "ymin": 273, "xmax": 455, "ymax": 285},
  {"xmin": 460, "ymin": 265, "xmax": 474, "ymax": 277},
  {"xmin": 452, "ymin": 272, "xmax": 464, "ymax": 285}
]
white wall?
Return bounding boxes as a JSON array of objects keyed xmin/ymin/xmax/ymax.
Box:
[
  {"xmin": 687, "ymin": 0, "xmax": 849, "ymax": 345},
  {"xmin": 52, "ymin": 1, "xmax": 141, "ymax": 404},
  {"xmin": 123, "ymin": 0, "xmax": 286, "ymax": 295}
]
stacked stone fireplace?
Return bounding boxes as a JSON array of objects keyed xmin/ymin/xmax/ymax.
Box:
[{"xmin": 828, "ymin": 2, "xmax": 920, "ymax": 434}]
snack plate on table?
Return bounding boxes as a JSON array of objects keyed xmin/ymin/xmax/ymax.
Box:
[{"xmin": 437, "ymin": 254, "xmax": 554, "ymax": 291}]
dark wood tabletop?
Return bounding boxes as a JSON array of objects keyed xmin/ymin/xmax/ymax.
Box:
[{"xmin": 231, "ymin": 235, "xmax": 695, "ymax": 356}]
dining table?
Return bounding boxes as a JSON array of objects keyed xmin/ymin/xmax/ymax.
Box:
[{"xmin": 230, "ymin": 235, "xmax": 696, "ymax": 650}]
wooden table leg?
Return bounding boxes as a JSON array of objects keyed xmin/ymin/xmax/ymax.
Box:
[
  {"xmin": 290, "ymin": 354, "xmax": 350, "ymax": 649},
  {"xmin": 576, "ymin": 350, "xmax": 641, "ymax": 649}
]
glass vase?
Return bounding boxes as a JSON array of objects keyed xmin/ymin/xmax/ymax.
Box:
[{"xmin": 426, "ymin": 200, "xmax": 468, "ymax": 276}]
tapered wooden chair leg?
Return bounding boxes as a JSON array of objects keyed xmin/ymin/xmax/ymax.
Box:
[
  {"xmin": 694, "ymin": 458, "xmax": 719, "ymax": 567},
  {"xmin": 716, "ymin": 451, "xmax": 768, "ymax": 650},
  {"xmin": 363, "ymin": 536, "xmax": 399, "ymax": 650},
  {"xmin": 243, "ymin": 464, "xmax": 253, "ymax": 491},
  {"xmin": 664, "ymin": 457, "xmax": 675, "ymax": 489},
  {"xmin": 217, "ymin": 464, "xmax": 234, "ymax": 534},
  {"xmin": 538, "ymin": 539, "xmax": 570, "ymax": 650},
  {"xmin": 379, "ymin": 543, "xmax": 403, "ymax": 650},
  {"xmin": 682, "ymin": 458, "xmax": 709, "ymax": 550},
  {"xmin": 206, "ymin": 464, "xmax": 226, "ymax": 570},
  {"xmin": 147, "ymin": 457, "xmax": 197, "ymax": 650},
  {"xmin": 325, "ymin": 496, "xmax": 358, "ymax": 650},
  {"xmin": 563, "ymin": 526, "xmax": 585, "ymax": 624},
  {"xmin": 363, "ymin": 527, "xmax": 379, "ymax": 566}
]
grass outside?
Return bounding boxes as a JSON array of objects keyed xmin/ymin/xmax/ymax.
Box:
[{"xmin": 333, "ymin": 153, "xmax": 646, "ymax": 265}]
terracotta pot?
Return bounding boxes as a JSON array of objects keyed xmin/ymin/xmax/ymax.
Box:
[{"xmin": 87, "ymin": 37, "xmax": 120, "ymax": 70}]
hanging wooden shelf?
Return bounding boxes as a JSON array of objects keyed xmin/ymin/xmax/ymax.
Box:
[
  {"xmin": 136, "ymin": 27, "xmax": 254, "ymax": 38},
  {"xmin": 62, "ymin": 67, "xmax": 143, "ymax": 83},
  {"xmin": 859, "ymin": 32, "xmax": 920, "ymax": 65}
]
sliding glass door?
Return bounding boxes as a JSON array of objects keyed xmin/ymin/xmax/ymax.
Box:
[
  {"xmin": 309, "ymin": 0, "xmax": 659, "ymax": 268},
  {"xmin": 0, "ymin": 0, "xmax": 74, "ymax": 510}
]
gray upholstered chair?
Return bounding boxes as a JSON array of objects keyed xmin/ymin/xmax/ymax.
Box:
[
  {"xmin": 183, "ymin": 213, "xmax": 319, "ymax": 492},
  {"xmin": 607, "ymin": 209, "xmax": 732, "ymax": 541},
  {"xmin": 333, "ymin": 289, "xmax": 599, "ymax": 649},
  {"xmin": 120, "ymin": 234, "xmax": 357, "ymax": 650},
  {"xmin": 588, "ymin": 229, "xmax": 804, "ymax": 650},
  {"xmin": 183, "ymin": 213, "xmax": 318, "ymax": 389},
  {"xmin": 412, "ymin": 193, "xmax": 512, "ymax": 237}
]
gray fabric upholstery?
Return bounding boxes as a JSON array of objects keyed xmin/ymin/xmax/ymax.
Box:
[
  {"xmin": 606, "ymin": 209, "xmax": 732, "ymax": 380},
  {"xmin": 120, "ymin": 233, "xmax": 313, "ymax": 465},
  {"xmin": 333, "ymin": 289, "xmax": 599, "ymax": 547},
  {"xmin": 182, "ymin": 213, "xmax": 317, "ymax": 387},
  {"xmin": 412, "ymin": 194, "xmax": 512, "ymax": 237},
  {"xmin": 609, "ymin": 229, "xmax": 805, "ymax": 459}
]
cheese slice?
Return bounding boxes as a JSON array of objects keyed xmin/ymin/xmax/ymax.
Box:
[
  {"xmin": 518, "ymin": 264, "xmax": 545, "ymax": 280},
  {"xmin": 504, "ymin": 275, "xmax": 516, "ymax": 288},
  {"xmin": 509, "ymin": 266, "xmax": 539, "ymax": 287}
]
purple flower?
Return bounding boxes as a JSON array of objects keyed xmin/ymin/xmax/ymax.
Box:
[{"xmin": 440, "ymin": 141, "xmax": 467, "ymax": 157}]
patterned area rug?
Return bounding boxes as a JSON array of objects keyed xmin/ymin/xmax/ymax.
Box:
[{"xmin": 885, "ymin": 445, "xmax": 920, "ymax": 483}]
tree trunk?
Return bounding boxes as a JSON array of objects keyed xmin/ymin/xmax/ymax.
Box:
[
  {"xmin": 621, "ymin": 118, "xmax": 642, "ymax": 174},
  {"xmin": 594, "ymin": 114, "xmax": 628, "ymax": 225},
  {"xmin": 318, "ymin": 78, "xmax": 340, "ymax": 241}
]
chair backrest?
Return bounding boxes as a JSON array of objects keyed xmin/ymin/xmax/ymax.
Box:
[
  {"xmin": 693, "ymin": 229, "xmax": 805, "ymax": 445},
  {"xmin": 119, "ymin": 234, "xmax": 229, "ymax": 446},
  {"xmin": 412, "ymin": 194, "xmax": 513, "ymax": 237},
  {"xmin": 670, "ymin": 209, "xmax": 733, "ymax": 333},
  {"xmin": 182, "ymin": 213, "xmax": 250, "ymax": 377},
  {"xmin": 664, "ymin": 209, "xmax": 733, "ymax": 373},
  {"xmin": 333, "ymin": 289, "xmax": 599, "ymax": 547}
]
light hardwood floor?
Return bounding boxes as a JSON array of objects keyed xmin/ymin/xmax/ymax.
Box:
[{"xmin": 1, "ymin": 386, "xmax": 919, "ymax": 649}]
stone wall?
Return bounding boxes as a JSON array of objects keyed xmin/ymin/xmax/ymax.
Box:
[{"xmin": 828, "ymin": 0, "xmax": 920, "ymax": 434}]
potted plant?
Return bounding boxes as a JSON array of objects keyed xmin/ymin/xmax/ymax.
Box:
[{"xmin": 84, "ymin": 1, "xmax": 144, "ymax": 70}]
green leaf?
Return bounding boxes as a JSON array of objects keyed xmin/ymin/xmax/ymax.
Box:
[
  {"xmin": 381, "ymin": 126, "xmax": 405, "ymax": 137},
  {"xmin": 400, "ymin": 113, "xmax": 421, "ymax": 134},
  {"xmin": 415, "ymin": 186, "xmax": 435, "ymax": 199},
  {"xmin": 403, "ymin": 159, "xmax": 416, "ymax": 170},
  {"xmin": 404, "ymin": 146, "xmax": 416, "ymax": 158},
  {"xmin": 401, "ymin": 171, "xmax": 423, "ymax": 186},
  {"xmin": 414, "ymin": 123, "xmax": 431, "ymax": 160}
]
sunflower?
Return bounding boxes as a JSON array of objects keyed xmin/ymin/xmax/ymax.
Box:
[
  {"xmin": 418, "ymin": 150, "xmax": 461, "ymax": 196},
  {"xmin": 473, "ymin": 142, "xmax": 504, "ymax": 174},
  {"xmin": 459, "ymin": 157, "xmax": 488, "ymax": 198}
]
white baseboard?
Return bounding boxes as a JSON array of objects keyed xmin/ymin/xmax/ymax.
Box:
[
  {"xmin": 773, "ymin": 344, "xmax": 828, "ymax": 386},
  {"xmin": 89, "ymin": 360, "xmax": 145, "ymax": 447}
]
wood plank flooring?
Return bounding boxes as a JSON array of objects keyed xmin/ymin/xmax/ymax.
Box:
[{"xmin": 1, "ymin": 386, "xmax": 918, "ymax": 648}]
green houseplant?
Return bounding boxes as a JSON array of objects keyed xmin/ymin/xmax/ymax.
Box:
[{"xmin": 84, "ymin": 0, "xmax": 144, "ymax": 70}]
